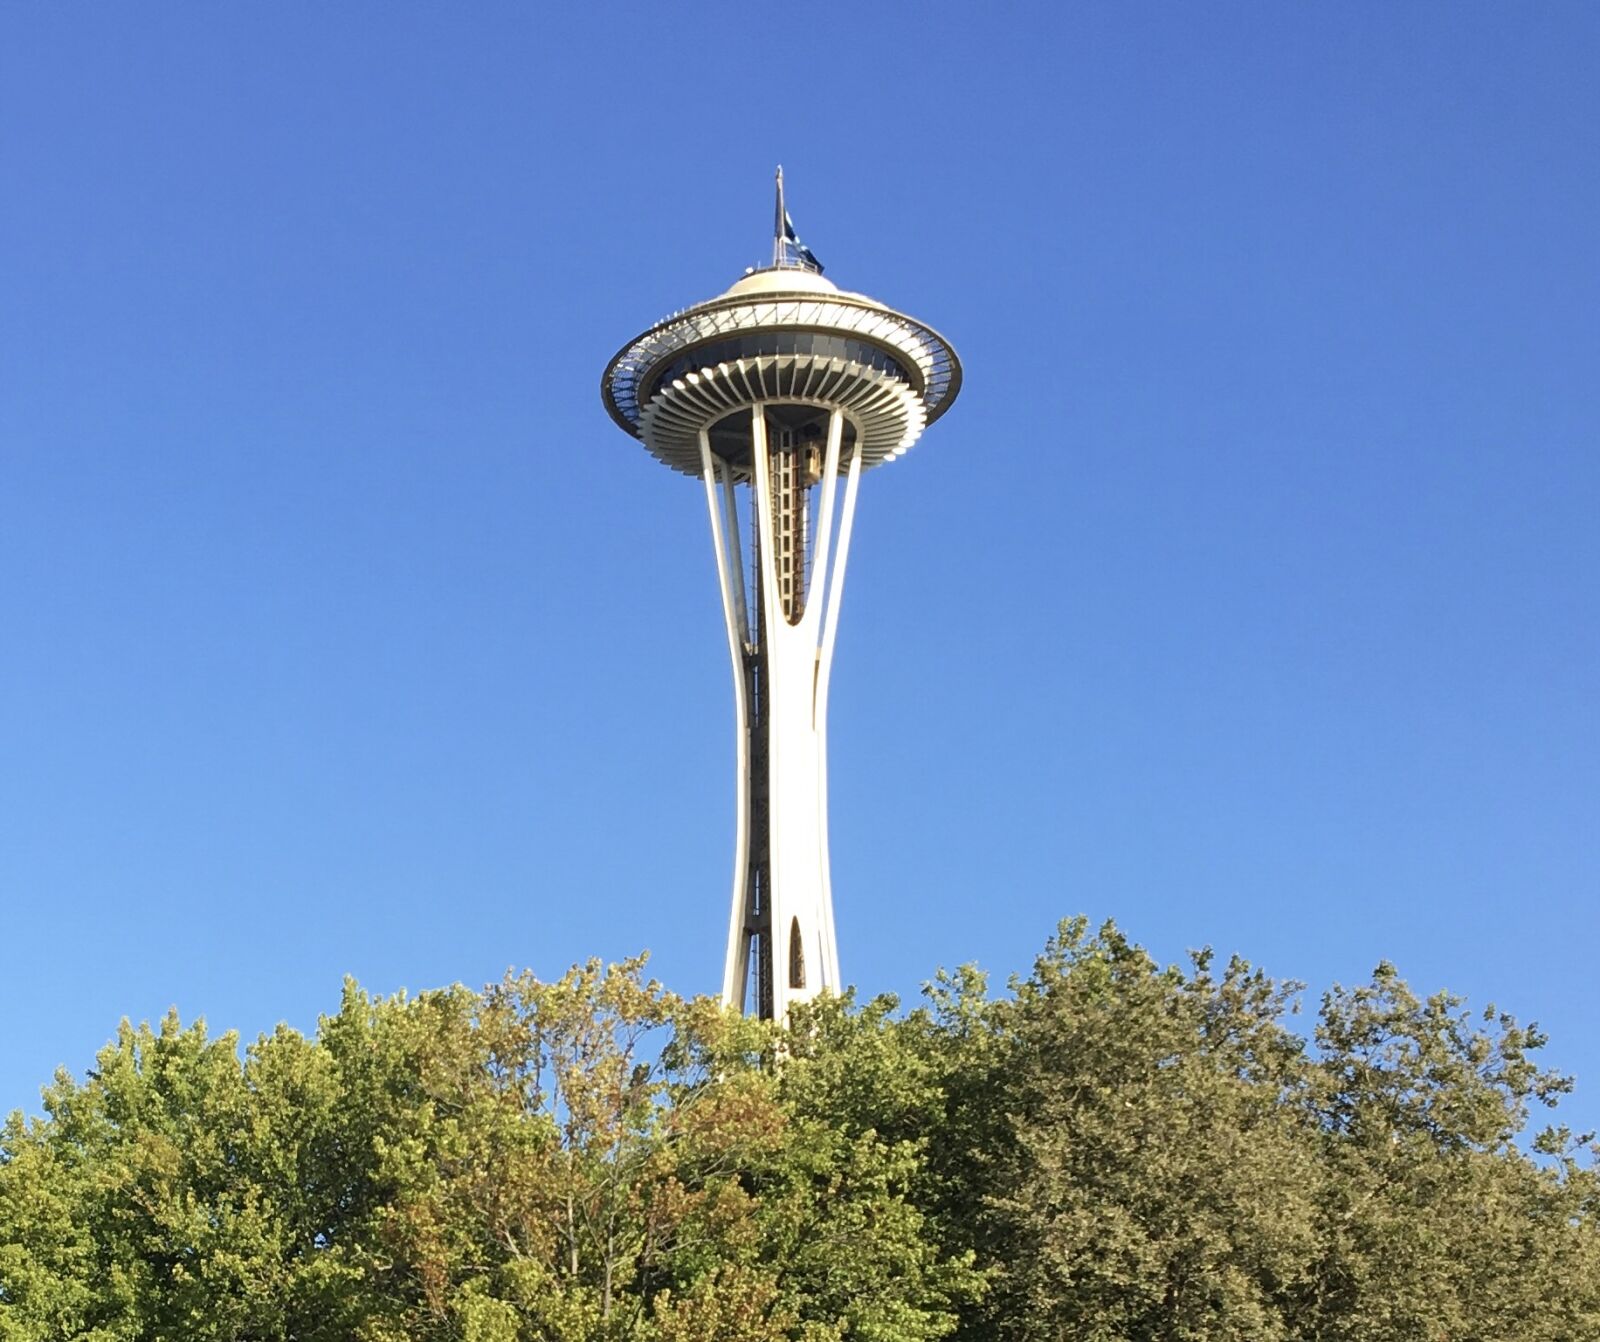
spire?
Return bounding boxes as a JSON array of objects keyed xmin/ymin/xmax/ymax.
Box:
[
  {"xmin": 771, "ymin": 166, "xmax": 824, "ymax": 274},
  {"xmin": 773, "ymin": 166, "xmax": 787, "ymax": 268}
]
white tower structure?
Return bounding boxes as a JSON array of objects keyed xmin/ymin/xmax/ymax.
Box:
[{"xmin": 601, "ymin": 172, "xmax": 961, "ymax": 1019}]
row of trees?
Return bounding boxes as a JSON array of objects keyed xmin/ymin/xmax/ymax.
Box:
[{"xmin": 3, "ymin": 919, "xmax": 1597, "ymax": 1340}]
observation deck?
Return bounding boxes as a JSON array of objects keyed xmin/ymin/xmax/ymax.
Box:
[{"xmin": 601, "ymin": 266, "xmax": 962, "ymax": 478}]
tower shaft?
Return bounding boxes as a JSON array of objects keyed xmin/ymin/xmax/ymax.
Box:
[{"xmin": 699, "ymin": 404, "xmax": 859, "ymax": 1020}]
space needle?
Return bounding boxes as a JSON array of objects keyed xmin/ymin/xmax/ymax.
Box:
[{"xmin": 601, "ymin": 171, "xmax": 961, "ymax": 1019}]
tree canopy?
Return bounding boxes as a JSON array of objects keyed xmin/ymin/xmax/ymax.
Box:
[{"xmin": 3, "ymin": 921, "xmax": 1596, "ymax": 1341}]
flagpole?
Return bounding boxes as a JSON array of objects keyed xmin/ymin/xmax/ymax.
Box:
[{"xmin": 773, "ymin": 165, "xmax": 786, "ymax": 268}]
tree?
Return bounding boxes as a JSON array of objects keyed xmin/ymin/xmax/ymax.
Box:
[
  {"xmin": 1291, "ymin": 964, "xmax": 1600, "ymax": 1340},
  {"xmin": 940, "ymin": 919, "xmax": 1320, "ymax": 1342}
]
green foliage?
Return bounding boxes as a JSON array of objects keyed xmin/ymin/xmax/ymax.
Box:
[
  {"xmin": 3, "ymin": 923, "xmax": 1597, "ymax": 1340},
  {"xmin": 928, "ymin": 919, "xmax": 1600, "ymax": 1342},
  {"xmin": 0, "ymin": 958, "xmax": 975, "ymax": 1341}
]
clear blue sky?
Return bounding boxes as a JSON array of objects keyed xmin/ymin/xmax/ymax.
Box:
[{"xmin": 4, "ymin": 4, "xmax": 1596, "ymax": 1137}]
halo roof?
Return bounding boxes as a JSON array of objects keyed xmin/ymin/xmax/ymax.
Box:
[{"xmin": 601, "ymin": 270, "xmax": 961, "ymax": 456}]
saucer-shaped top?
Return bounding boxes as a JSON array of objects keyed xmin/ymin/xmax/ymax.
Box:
[{"xmin": 601, "ymin": 267, "xmax": 960, "ymax": 476}]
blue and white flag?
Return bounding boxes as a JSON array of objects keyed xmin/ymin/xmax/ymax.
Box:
[
  {"xmin": 774, "ymin": 167, "xmax": 825, "ymax": 274},
  {"xmin": 782, "ymin": 210, "xmax": 824, "ymax": 274}
]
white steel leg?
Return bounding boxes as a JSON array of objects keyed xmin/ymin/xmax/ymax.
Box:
[
  {"xmin": 700, "ymin": 431, "xmax": 753, "ymax": 1010},
  {"xmin": 811, "ymin": 436, "xmax": 863, "ymax": 992}
]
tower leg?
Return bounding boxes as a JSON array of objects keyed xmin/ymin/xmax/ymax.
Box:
[{"xmin": 700, "ymin": 434, "xmax": 755, "ymax": 1010}]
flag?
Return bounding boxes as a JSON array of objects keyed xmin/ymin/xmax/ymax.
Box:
[
  {"xmin": 774, "ymin": 167, "xmax": 824, "ymax": 274},
  {"xmin": 783, "ymin": 210, "xmax": 824, "ymax": 274}
]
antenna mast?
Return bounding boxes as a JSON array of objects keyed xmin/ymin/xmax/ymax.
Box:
[{"xmin": 773, "ymin": 165, "xmax": 787, "ymax": 268}]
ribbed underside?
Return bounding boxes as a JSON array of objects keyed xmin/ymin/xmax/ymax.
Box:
[{"xmin": 638, "ymin": 355, "xmax": 926, "ymax": 478}]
